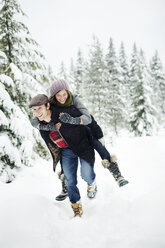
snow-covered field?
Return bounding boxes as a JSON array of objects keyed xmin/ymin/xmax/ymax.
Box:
[{"xmin": 0, "ymin": 135, "xmax": 165, "ymax": 248}]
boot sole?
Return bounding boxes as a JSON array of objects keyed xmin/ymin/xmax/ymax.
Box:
[
  {"xmin": 55, "ymin": 194, "xmax": 68, "ymax": 201},
  {"xmin": 118, "ymin": 180, "xmax": 129, "ymax": 187}
]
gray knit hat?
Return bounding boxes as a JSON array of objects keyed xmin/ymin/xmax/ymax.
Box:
[
  {"xmin": 29, "ymin": 94, "xmax": 48, "ymax": 108},
  {"xmin": 50, "ymin": 79, "xmax": 69, "ymax": 97}
]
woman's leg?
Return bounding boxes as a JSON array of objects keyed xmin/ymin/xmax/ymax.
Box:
[
  {"xmin": 93, "ymin": 138, "xmax": 111, "ymax": 161},
  {"xmin": 86, "ymin": 127, "xmax": 110, "ymax": 161},
  {"xmin": 61, "ymin": 148, "xmax": 80, "ymax": 203}
]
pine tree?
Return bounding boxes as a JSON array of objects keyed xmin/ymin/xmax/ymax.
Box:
[
  {"xmin": 0, "ymin": 0, "xmax": 53, "ymax": 85},
  {"xmin": 150, "ymin": 50, "xmax": 165, "ymax": 125},
  {"xmin": 0, "ymin": 0, "xmax": 52, "ymax": 182},
  {"xmin": 84, "ymin": 36, "xmax": 106, "ymax": 124},
  {"xmin": 73, "ymin": 49, "xmax": 85, "ymax": 97},
  {"xmin": 105, "ymin": 38, "xmax": 124, "ymax": 134},
  {"xmin": 57, "ymin": 61, "xmax": 68, "ymax": 81},
  {"xmin": 0, "ymin": 70, "xmax": 32, "ymax": 182},
  {"xmin": 67, "ymin": 58, "xmax": 76, "ymax": 92},
  {"xmin": 119, "ymin": 41, "xmax": 130, "ymax": 129},
  {"xmin": 129, "ymin": 45, "xmax": 157, "ymax": 136},
  {"xmin": 0, "ymin": 60, "xmax": 49, "ymax": 183}
]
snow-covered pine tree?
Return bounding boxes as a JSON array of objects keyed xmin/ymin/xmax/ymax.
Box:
[
  {"xmin": 129, "ymin": 45, "xmax": 157, "ymax": 136},
  {"xmin": 0, "ymin": 0, "xmax": 54, "ymax": 88},
  {"xmin": 67, "ymin": 58, "xmax": 76, "ymax": 93},
  {"xmin": 0, "ymin": 59, "xmax": 50, "ymax": 183},
  {"xmin": 57, "ymin": 61, "xmax": 68, "ymax": 82},
  {"xmin": 0, "ymin": 0, "xmax": 53, "ymax": 182},
  {"xmin": 0, "ymin": 70, "xmax": 32, "ymax": 182},
  {"xmin": 105, "ymin": 38, "xmax": 125, "ymax": 135},
  {"xmin": 84, "ymin": 36, "xmax": 106, "ymax": 124},
  {"xmin": 150, "ymin": 50, "xmax": 165, "ymax": 126},
  {"xmin": 118, "ymin": 42, "xmax": 130, "ymax": 130},
  {"xmin": 72, "ymin": 49, "xmax": 85, "ymax": 98}
]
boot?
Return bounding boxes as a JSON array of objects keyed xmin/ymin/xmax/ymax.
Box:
[
  {"xmin": 102, "ymin": 155, "xmax": 129, "ymax": 187},
  {"xmin": 55, "ymin": 171, "xmax": 68, "ymax": 201},
  {"xmin": 71, "ymin": 202, "xmax": 83, "ymax": 217},
  {"xmin": 87, "ymin": 180, "xmax": 97, "ymax": 199}
]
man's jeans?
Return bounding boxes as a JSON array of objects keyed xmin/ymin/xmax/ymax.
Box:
[{"xmin": 61, "ymin": 148, "xmax": 95, "ymax": 203}]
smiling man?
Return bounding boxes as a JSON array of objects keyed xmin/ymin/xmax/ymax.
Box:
[
  {"xmin": 30, "ymin": 94, "xmax": 51, "ymax": 122},
  {"xmin": 29, "ymin": 93, "xmax": 96, "ymax": 217}
]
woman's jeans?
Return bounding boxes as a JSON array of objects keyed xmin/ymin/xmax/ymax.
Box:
[
  {"xmin": 86, "ymin": 127, "xmax": 111, "ymax": 161},
  {"xmin": 61, "ymin": 148, "xmax": 96, "ymax": 203}
]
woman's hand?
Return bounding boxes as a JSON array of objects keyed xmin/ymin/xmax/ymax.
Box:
[{"xmin": 59, "ymin": 112, "xmax": 81, "ymax": 125}]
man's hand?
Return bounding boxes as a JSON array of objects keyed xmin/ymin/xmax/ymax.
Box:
[
  {"xmin": 56, "ymin": 122, "xmax": 62, "ymax": 129},
  {"xmin": 31, "ymin": 117, "xmax": 40, "ymax": 129}
]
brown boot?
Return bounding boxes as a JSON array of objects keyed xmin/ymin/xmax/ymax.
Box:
[{"xmin": 71, "ymin": 202, "xmax": 83, "ymax": 217}]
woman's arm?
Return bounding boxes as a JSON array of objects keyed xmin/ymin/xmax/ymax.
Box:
[{"xmin": 72, "ymin": 94, "xmax": 92, "ymax": 125}]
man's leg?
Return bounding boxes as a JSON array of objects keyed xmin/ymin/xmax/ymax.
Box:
[
  {"xmin": 55, "ymin": 169, "xmax": 68, "ymax": 201},
  {"xmin": 80, "ymin": 158, "xmax": 97, "ymax": 199},
  {"xmin": 61, "ymin": 148, "xmax": 80, "ymax": 203},
  {"xmin": 62, "ymin": 148, "xmax": 83, "ymax": 217}
]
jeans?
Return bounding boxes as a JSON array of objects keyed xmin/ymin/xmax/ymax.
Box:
[
  {"xmin": 61, "ymin": 148, "xmax": 96, "ymax": 203},
  {"xmin": 86, "ymin": 127, "xmax": 111, "ymax": 161}
]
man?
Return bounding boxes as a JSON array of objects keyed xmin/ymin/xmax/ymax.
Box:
[{"xmin": 29, "ymin": 94, "xmax": 96, "ymax": 217}]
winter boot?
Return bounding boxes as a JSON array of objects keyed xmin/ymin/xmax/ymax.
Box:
[
  {"xmin": 87, "ymin": 180, "xmax": 97, "ymax": 199},
  {"xmin": 71, "ymin": 202, "xmax": 83, "ymax": 217},
  {"xmin": 55, "ymin": 171, "xmax": 68, "ymax": 201},
  {"xmin": 102, "ymin": 155, "xmax": 129, "ymax": 187}
]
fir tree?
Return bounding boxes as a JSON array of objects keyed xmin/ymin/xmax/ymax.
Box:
[
  {"xmin": 57, "ymin": 61, "xmax": 68, "ymax": 81},
  {"xmin": 150, "ymin": 50, "xmax": 165, "ymax": 124},
  {"xmin": 119, "ymin": 41, "xmax": 130, "ymax": 129},
  {"xmin": 105, "ymin": 38, "xmax": 124, "ymax": 134},
  {"xmin": 0, "ymin": 0, "xmax": 53, "ymax": 85},
  {"xmin": 73, "ymin": 49, "xmax": 85, "ymax": 97},
  {"xmin": 0, "ymin": 0, "xmax": 52, "ymax": 182},
  {"xmin": 0, "ymin": 61, "xmax": 50, "ymax": 183},
  {"xmin": 67, "ymin": 58, "xmax": 76, "ymax": 92},
  {"xmin": 84, "ymin": 36, "xmax": 106, "ymax": 123},
  {"xmin": 0, "ymin": 70, "xmax": 32, "ymax": 182},
  {"xmin": 129, "ymin": 46, "xmax": 157, "ymax": 136}
]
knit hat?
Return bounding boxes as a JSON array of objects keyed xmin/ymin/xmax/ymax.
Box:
[
  {"xmin": 29, "ymin": 94, "xmax": 48, "ymax": 108},
  {"xmin": 50, "ymin": 79, "xmax": 69, "ymax": 97}
]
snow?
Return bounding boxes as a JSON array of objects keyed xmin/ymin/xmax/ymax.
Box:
[{"xmin": 0, "ymin": 135, "xmax": 165, "ymax": 248}]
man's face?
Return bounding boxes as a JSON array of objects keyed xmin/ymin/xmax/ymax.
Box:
[{"xmin": 32, "ymin": 104, "xmax": 50, "ymax": 121}]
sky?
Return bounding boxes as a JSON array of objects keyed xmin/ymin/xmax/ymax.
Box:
[{"xmin": 19, "ymin": 0, "xmax": 165, "ymax": 74}]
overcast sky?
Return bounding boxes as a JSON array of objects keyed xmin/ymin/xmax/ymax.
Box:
[{"xmin": 19, "ymin": 0, "xmax": 165, "ymax": 74}]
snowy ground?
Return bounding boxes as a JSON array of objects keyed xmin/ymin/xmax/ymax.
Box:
[{"xmin": 0, "ymin": 135, "xmax": 165, "ymax": 248}]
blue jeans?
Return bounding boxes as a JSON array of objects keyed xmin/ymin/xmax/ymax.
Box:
[
  {"xmin": 86, "ymin": 127, "xmax": 111, "ymax": 161},
  {"xmin": 61, "ymin": 148, "xmax": 96, "ymax": 203}
]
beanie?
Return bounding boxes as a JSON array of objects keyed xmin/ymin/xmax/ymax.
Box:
[
  {"xmin": 29, "ymin": 94, "xmax": 48, "ymax": 108},
  {"xmin": 50, "ymin": 79, "xmax": 69, "ymax": 97}
]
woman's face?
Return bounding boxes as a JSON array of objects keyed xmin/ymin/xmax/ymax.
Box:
[{"xmin": 55, "ymin": 89, "xmax": 68, "ymax": 104}]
